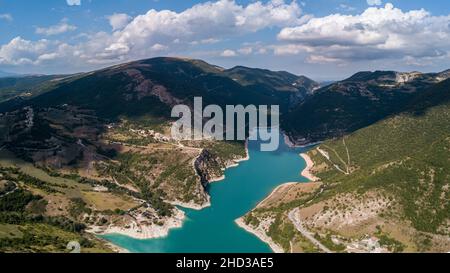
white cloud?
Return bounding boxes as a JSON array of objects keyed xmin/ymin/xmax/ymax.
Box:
[
  {"xmin": 15, "ymin": 0, "xmax": 444, "ymax": 72},
  {"xmin": 66, "ymin": 0, "xmax": 81, "ymax": 6},
  {"xmin": 220, "ymin": 49, "xmax": 237, "ymax": 57},
  {"xmin": 82, "ymin": 0, "xmax": 302, "ymax": 64},
  {"xmin": 0, "ymin": 0, "xmax": 302, "ymax": 69},
  {"xmin": 1, "ymin": 0, "xmax": 448, "ymax": 76},
  {"xmin": 190, "ymin": 38, "xmax": 221, "ymax": 45},
  {"xmin": 0, "ymin": 37, "xmax": 55, "ymax": 65},
  {"xmin": 367, "ymin": 0, "xmax": 382, "ymax": 6},
  {"xmin": 107, "ymin": 13, "xmax": 132, "ymax": 31},
  {"xmin": 339, "ymin": 4, "xmax": 356, "ymax": 12},
  {"xmin": 0, "ymin": 14, "xmax": 13, "ymax": 22},
  {"xmin": 238, "ymin": 47, "xmax": 253, "ymax": 55},
  {"xmin": 273, "ymin": 44, "xmax": 309, "ymax": 56},
  {"xmin": 277, "ymin": 3, "xmax": 450, "ymax": 63},
  {"xmin": 112, "ymin": 0, "xmax": 301, "ymax": 46},
  {"xmin": 93, "ymin": 0, "xmax": 301, "ymax": 61},
  {"xmin": 306, "ymin": 54, "xmax": 340, "ymax": 64},
  {"xmin": 36, "ymin": 20, "xmax": 77, "ymax": 36},
  {"xmin": 151, "ymin": 43, "xmax": 168, "ymax": 51}
]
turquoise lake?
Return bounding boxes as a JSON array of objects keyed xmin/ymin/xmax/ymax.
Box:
[{"xmin": 102, "ymin": 132, "xmax": 309, "ymax": 253}]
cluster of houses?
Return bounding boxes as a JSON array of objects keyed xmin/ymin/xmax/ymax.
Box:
[
  {"xmin": 341, "ymin": 235, "xmax": 389, "ymax": 253},
  {"xmin": 129, "ymin": 128, "xmax": 171, "ymax": 142}
]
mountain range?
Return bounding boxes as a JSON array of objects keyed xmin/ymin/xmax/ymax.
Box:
[
  {"xmin": 283, "ymin": 70, "xmax": 450, "ymax": 144},
  {"xmin": 2, "ymin": 57, "xmax": 449, "ymax": 144},
  {"xmin": 0, "ymin": 71, "xmax": 18, "ymax": 78}
]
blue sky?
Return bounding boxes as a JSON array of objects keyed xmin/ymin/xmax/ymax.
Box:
[{"xmin": 0, "ymin": 0, "xmax": 450, "ymax": 80}]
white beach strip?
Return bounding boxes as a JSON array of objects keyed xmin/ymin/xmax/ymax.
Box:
[
  {"xmin": 88, "ymin": 208, "xmax": 185, "ymax": 240},
  {"xmin": 208, "ymin": 175, "xmax": 225, "ymax": 183},
  {"xmin": 169, "ymin": 199, "xmax": 211, "ymax": 210},
  {"xmin": 235, "ymin": 218, "xmax": 284, "ymax": 253},
  {"xmin": 300, "ymin": 153, "xmax": 320, "ymax": 182},
  {"xmin": 104, "ymin": 241, "xmax": 130, "ymax": 253},
  {"xmin": 283, "ymin": 132, "xmax": 321, "ymax": 148}
]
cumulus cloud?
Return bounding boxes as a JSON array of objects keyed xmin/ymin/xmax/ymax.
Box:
[
  {"xmin": 36, "ymin": 20, "xmax": 77, "ymax": 36},
  {"xmin": 272, "ymin": 44, "xmax": 309, "ymax": 56},
  {"xmin": 0, "ymin": 14, "xmax": 13, "ymax": 22},
  {"xmin": 367, "ymin": 0, "xmax": 382, "ymax": 6},
  {"xmin": 8, "ymin": 1, "xmax": 448, "ymax": 72},
  {"xmin": 104, "ymin": 0, "xmax": 301, "ymax": 57},
  {"xmin": 277, "ymin": 3, "xmax": 450, "ymax": 63},
  {"xmin": 339, "ymin": 4, "xmax": 356, "ymax": 12},
  {"xmin": 220, "ymin": 49, "xmax": 237, "ymax": 57},
  {"xmin": 107, "ymin": 13, "xmax": 132, "ymax": 31},
  {"xmin": 66, "ymin": 0, "xmax": 81, "ymax": 6},
  {"xmin": 238, "ymin": 47, "xmax": 253, "ymax": 55},
  {"xmin": 0, "ymin": 37, "xmax": 58, "ymax": 65},
  {"xmin": 0, "ymin": 0, "xmax": 302, "ymax": 68}
]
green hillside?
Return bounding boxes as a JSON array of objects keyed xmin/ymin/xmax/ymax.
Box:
[
  {"xmin": 0, "ymin": 57, "xmax": 317, "ymax": 120},
  {"xmin": 0, "ymin": 75, "xmax": 64, "ymax": 104},
  {"xmin": 224, "ymin": 66, "xmax": 319, "ymax": 93},
  {"xmin": 241, "ymin": 79, "xmax": 449, "ymax": 253},
  {"xmin": 309, "ymin": 79, "xmax": 450, "ymax": 233}
]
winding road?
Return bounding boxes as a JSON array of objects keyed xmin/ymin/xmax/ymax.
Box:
[
  {"xmin": 288, "ymin": 208, "xmax": 332, "ymax": 253},
  {"xmin": 0, "ymin": 181, "xmax": 18, "ymax": 197}
]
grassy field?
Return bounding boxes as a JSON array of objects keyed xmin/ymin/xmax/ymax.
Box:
[
  {"xmin": 0, "ymin": 149, "xmax": 141, "ymax": 252},
  {"xmin": 83, "ymin": 191, "xmax": 138, "ymax": 212},
  {"xmin": 0, "ymin": 223, "xmax": 112, "ymax": 253},
  {"xmin": 308, "ymin": 101, "xmax": 450, "ymax": 234}
]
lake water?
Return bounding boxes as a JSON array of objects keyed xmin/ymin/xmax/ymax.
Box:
[{"xmin": 101, "ymin": 131, "xmax": 309, "ymax": 253}]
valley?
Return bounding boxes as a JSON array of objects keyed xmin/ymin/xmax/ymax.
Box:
[{"xmin": 0, "ymin": 57, "xmax": 449, "ymax": 253}]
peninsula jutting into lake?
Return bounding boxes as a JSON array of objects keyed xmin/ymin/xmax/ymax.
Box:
[{"xmin": 100, "ymin": 131, "xmax": 311, "ymax": 253}]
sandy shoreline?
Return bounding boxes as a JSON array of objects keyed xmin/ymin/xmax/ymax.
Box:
[
  {"xmin": 89, "ymin": 207, "xmax": 185, "ymax": 242},
  {"xmin": 256, "ymin": 182, "xmax": 298, "ymax": 207},
  {"xmin": 232, "ymin": 141, "xmax": 320, "ymax": 254},
  {"xmin": 99, "ymin": 238, "xmax": 130, "ymax": 253},
  {"xmin": 300, "ymin": 153, "xmax": 320, "ymax": 182},
  {"xmin": 283, "ymin": 133, "xmax": 321, "ymax": 148},
  {"xmin": 283, "ymin": 134, "xmax": 298, "ymax": 148},
  {"xmin": 169, "ymin": 198, "xmax": 211, "ymax": 210},
  {"xmin": 208, "ymin": 175, "xmax": 225, "ymax": 183},
  {"xmin": 235, "ymin": 218, "xmax": 284, "ymax": 253}
]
